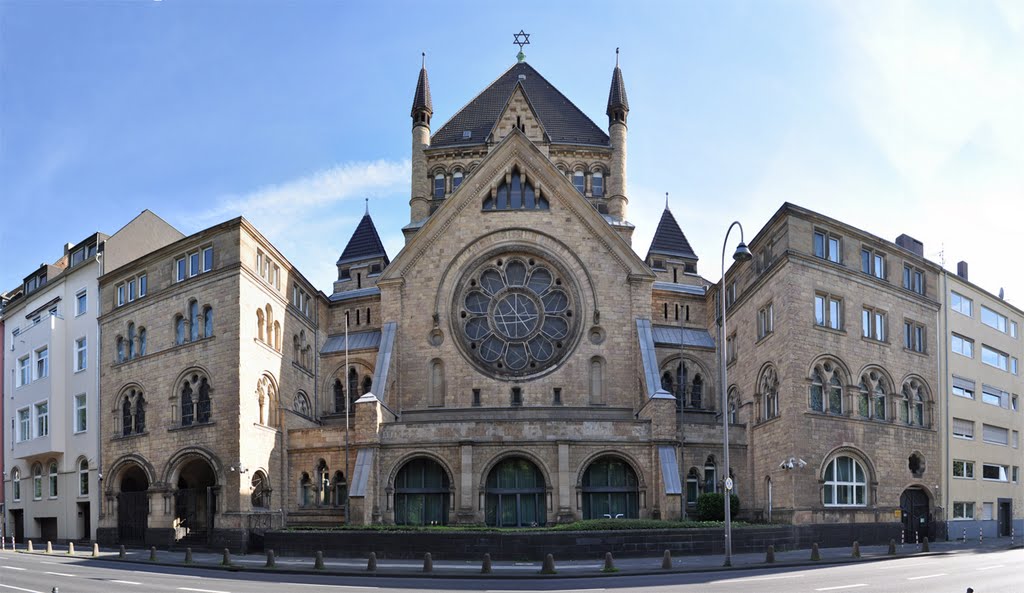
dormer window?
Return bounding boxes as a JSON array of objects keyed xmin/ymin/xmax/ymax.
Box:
[
  {"xmin": 573, "ymin": 171, "xmax": 585, "ymax": 194},
  {"xmin": 592, "ymin": 171, "xmax": 604, "ymax": 197},
  {"xmin": 433, "ymin": 173, "xmax": 445, "ymax": 199}
]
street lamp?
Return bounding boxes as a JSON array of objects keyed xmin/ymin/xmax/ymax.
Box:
[{"xmin": 720, "ymin": 221, "xmax": 751, "ymax": 567}]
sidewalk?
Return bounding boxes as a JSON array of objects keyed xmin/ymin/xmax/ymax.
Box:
[{"xmin": 3, "ymin": 537, "xmax": 1020, "ymax": 579}]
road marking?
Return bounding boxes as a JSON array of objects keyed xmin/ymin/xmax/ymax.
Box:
[
  {"xmin": 111, "ymin": 581, "xmax": 143, "ymax": 585},
  {"xmin": 712, "ymin": 574, "xmax": 805, "ymax": 583},
  {"xmin": 907, "ymin": 573, "xmax": 947, "ymax": 580},
  {"xmin": 1, "ymin": 566, "xmax": 26, "ymax": 571},
  {"xmin": 816, "ymin": 586, "xmax": 868, "ymax": 591},
  {"xmin": 876, "ymin": 561, "xmax": 930, "ymax": 569},
  {"xmin": 977, "ymin": 564, "xmax": 1005, "ymax": 570},
  {"xmin": 0, "ymin": 584, "xmax": 44, "ymax": 593},
  {"xmin": 178, "ymin": 588, "xmax": 232, "ymax": 593},
  {"xmin": 43, "ymin": 571, "xmax": 75, "ymax": 577}
]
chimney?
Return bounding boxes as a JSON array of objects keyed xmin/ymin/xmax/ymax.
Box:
[
  {"xmin": 957, "ymin": 261, "xmax": 969, "ymax": 280},
  {"xmin": 895, "ymin": 234, "xmax": 923, "ymax": 257}
]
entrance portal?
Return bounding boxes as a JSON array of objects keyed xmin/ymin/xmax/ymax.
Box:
[
  {"xmin": 899, "ymin": 487, "xmax": 930, "ymax": 543},
  {"xmin": 117, "ymin": 465, "xmax": 149, "ymax": 545},
  {"xmin": 173, "ymin": 458, "xmax": 217, "ymax": 545}
]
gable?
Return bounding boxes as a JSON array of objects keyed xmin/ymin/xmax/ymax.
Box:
[{"xmin": 489, "ymin": 83, "xmax": 547, "ymax": 145}]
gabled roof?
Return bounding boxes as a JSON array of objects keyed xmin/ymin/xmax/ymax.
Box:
[
  {"xmin": 431, "ymin": 62, "xmax": 610, "ymax": 148},
  {"xmin": 337, "ymin": 213, "xmax": 390, "ymax": 266},
  {"xmin": 646, "ymin": 208, "xmax": 699, "ymax": 261}
]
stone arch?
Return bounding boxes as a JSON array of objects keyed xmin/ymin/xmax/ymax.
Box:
[
  {"xmin": 818, "ymin": 444, "xmax": 879, "ymax": 502},
  {"xmin": 256, "ymin": 373, "xmax": 279, "ymax": 426},
  {"xmin": 660, "ymin": 354, "xmax": 714, "ymax": 410},
  {"xmin": 900, "ymin": 374, "xmax": 932, "ymax": 426},
  {"xmin": 428, "ymin": 164, "xmax": 448, "ymax": 177},
  {"xmin": 386, "ymin": 451, "xmax": 457, "ymax": 492},
  {"xmin": 807, "ymin": 354, "xmax": 852, "ymax": 384},
  {"xmin": 477, "ymin": 449, "xmax": 554, "ymax": 492},
  {"xmin": 161, "ymin": 445, "xmax": 224, "ymax": 488},
  {"xmin": 322, "ymin": 359, "xmax": 375, "ymax": 397},
  {"xmin": 855, "ymin": 364, "xmax": 895, "ymax": 392},
  {"xmin": 573, "ymin": 449, "xmax": 647, "ymax": 490},
  {"xmin": 569, "ymin": 161, "xmax": 588, "ymax": 173},
  {"xmin": 106, "ymin": 454, "xmax": 158, "ymax": 494}
]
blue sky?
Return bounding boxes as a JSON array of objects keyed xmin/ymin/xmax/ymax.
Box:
[{"xmin": 2, "ymin": 1, "xmax": 1022, "ymax": 305}]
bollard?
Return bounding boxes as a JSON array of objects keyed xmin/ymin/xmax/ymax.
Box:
[
  {"xmin": 481, "ymin": 553, "xmax": 491, "ymax": 574},
  {"xmin": 67, "ymin": 542, "xmax": 74, "ymax": 555},
  {"xmin": 662, "ymin": 549, "xmax": 672, "ymax": 570},
  {"xmin": 922, "ymin": 536, "xmax": 930, "ymax": 552},
  {"xmin": 914, "ymin": 530, "xmax": 919, "ymax": 545},
  {"xmin": 765, "ymin": 544, "xmax": 775, "ymax": 563},
  {"xmin": 46, "ymin": 541, "xmax": 53, "ymax": 554},
  {"xmin": 810, "ymin": 542, "xmax": 820, "ymax": 561},
  {"xmin": 221, "ymin": 548, "xmax": 230, "ymax": 566},
  {"xmin": 541, "ymin": 553, "xmax": 556, "ymax": 574},
  {"xmin": 980, "ymin": 527, "xmax": 984, "ymax": 544},
  {"xmin": 422, "ymin": 552, "xmax": 433, "ymax": 573},
  {"xmin": 901, "ymin": 529, "xmax": 905, "ymax": 546},
  {"xmin": 28, "ymin": 540, "xmax": 34, "ymax": 553},
  {"xmin": 119, "ymin": 545, "xmax": 126, "ymax": 558},
  {"xmin": 92, "ymin": 543, "xmax": 99, "ymax": 557},
  {"xmin": 1011, "ymin": 527, "xmax": 1015, "ymax": 547},
  {"xmin": 963, "ymin": 527, "xmax": 967, "ymax": 542},
  {"xmin": 602, "ymin": 552, "xmax": 615, "ymax": 572},
  {"xmin": 852, "ymin": 541, "xmax": 860, "ymax": 558},
  {"xmin": 266, "ymin": 549, "xmax": 276, "ymax": 568},
  {"xmin": 366, "ymin": 552, "xmax": 376, "ymax": 572},
  {"xmin": 185, "ymin": 548, "xmax": 193, "ymax": 564},
  {"xmin": 888, "ymin": 539, "xmax": 896, "ymax": 555},
  {"xmin": 314, "ymin": 551, "xmax": 324, "ymax": 570},
  {"xmin": 149, "ymin": 546, "xmax": 157, "ymax": 561}
]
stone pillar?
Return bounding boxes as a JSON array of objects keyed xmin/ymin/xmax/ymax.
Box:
[
  {"xmin": 458, "ymin": 442, "xmax": 476, "ymax": 523},
  {"xmin": 607, "ymin": 121, "xmax": 628, "ymax": 220},
  {"xmin": 410, "ymin": 125, "xmax": 431, "ymax": 224},
  {"xmin": 557, "ymin": 442, "xmax": 574, "ymax": 522}
]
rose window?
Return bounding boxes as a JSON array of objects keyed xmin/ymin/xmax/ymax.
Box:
[{"xmin": 455, "ymin": 255, "xmax": 578, "ymax": 377}]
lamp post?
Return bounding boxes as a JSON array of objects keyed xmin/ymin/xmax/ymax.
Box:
[{"xmin": 719, "ymin": 221, "xmax": 751, "ymax": 567}]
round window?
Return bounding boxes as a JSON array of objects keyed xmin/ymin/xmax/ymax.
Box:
[{"xmin": 454, "ymin": 253, "xmax": 580, "ymax": 378}]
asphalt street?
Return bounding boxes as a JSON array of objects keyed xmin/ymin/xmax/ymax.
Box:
[{"xmin": 1, "ymin": 547, "xmax": 1021, "ymax": 593}]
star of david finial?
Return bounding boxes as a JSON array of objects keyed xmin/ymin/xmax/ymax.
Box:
[{"xmin": 513, "ymin": 30, "xmax": 530, "ymax": 62}]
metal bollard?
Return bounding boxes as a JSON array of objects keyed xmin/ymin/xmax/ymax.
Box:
[
  {"xmin": 980, "ymin": 527, "xmax": 984, "ymax": 544},
  {"xmin": 963, "ymin": 527, "xmax": 967, "ymax": 542}
]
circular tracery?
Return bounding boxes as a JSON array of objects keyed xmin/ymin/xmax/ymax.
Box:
[{"xmin": 455, "ymin": 253, "xmax": 579, "ymax": 377}]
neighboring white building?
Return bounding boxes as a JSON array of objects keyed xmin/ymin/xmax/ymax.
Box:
[
  {"xmin": 940, "ymin": 261, "xmax": 1024, "ymax": 539},
  {"xmin": 2, "ymin": 211, "xmax": 182, "ymax": 542}
]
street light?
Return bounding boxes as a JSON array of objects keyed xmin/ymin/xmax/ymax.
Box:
[{"xmin": 720, "ymin": 221, "xmax": 751, "ymax": 567}]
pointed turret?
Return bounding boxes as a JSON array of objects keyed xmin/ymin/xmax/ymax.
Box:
[
  {"xmin": 606, "ymin": 48, "xmax": 629, "ymax": 229},
  {"xmin": 334, "ymin": 212, "xmax": 390, "ymax": 294},
  {"xmin": 410, "ymin": 53, "xmax": 433, "ymax": 227},
  {"xmin": 646, "ymin": 205, "xmax": 699, "ymax": 283}
]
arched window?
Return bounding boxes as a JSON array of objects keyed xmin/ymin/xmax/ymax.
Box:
[
  {"xmin": 902, "ymin": 379, "xmax": 928, "ymax": 426},
  {"xmin": 203, "ymin": 305, "xmax": 213, "ymax": 338},
  {"xmin": 810, "ymin": 370, "xmax": 825, "ymax": 412},
  {"xmin": 122, "ymin": 398, "xmax": 133, "ymax": 436},
  {"xmin": 348, "ymin": 368, "xmax": 358, "ymax": 414},
  {"xmin": 433, "ymin": 172, "xmax": 445, "ymax": 199},
  {"xmin": 293, "ymin": 335, "xmax": 300, "ymax": 363},
  {"xmin": 116, "ymin": 336, "xmax": 126, "ymax": 363},
  {"xmin": 857, "ymin": 381, "xmax": 871, "ymax": 418},
  {"xmin": 181, "ymin": 380, "xmax": 194, "ymax": 426},
  {"xmin": 728, "ymin": 386, "xmax": 740, "ymax": 424},
  {"xmin": 138, "ymin": 327, "xmax": 147, "ymax": 356},
  {"xmin": 11, "ymin": 467, "xmax": 21, "ymax": 501},
  {"xmin": 703, "ymin": 456, "xmax": 717, "ymax": 494},
  {"xmin": 592, "ymin": 170, "xmax": 604, "ymax": 197},
  {"xmin": 257, "ymin": 375, "xmax": 276, "ymax": 427},
  {"xmin": 333, "ymin": 379, "xmax": 345, "ymax": 414},
  {"xmin": 760, "ymin": 366, "xmax": 780, "ymax": 421},
  {"xmin": 859, "ymin": 370, "xmax": 888, "ymax": 420},
  {"xmin": 829, "ymin": 374, "xmax": 843, "ymax": 414},
  {"xmin": 691, "ymin": 374, "xmax": 704, "ymax": 409},
  {"xmin": 485, "ymin": 458, "xmax": 546, "ymax": 527},
  {"xmin": 274, "ymin": 321, "xmax": 281, "ymax": 351},
  {"xmin": 265, "ymin": 305, "xmax": 273, "ymax": 345},
  {"xmin": 48, "ymin": 461, "xmax": 58, "ymax": 498},
  {"xmin": 33, "ymin": 463, "xmax": 43, "ymax": 500},
  {"xmin": 317, "ymin": 460, "xmax": 330, "ymax": 506},
  {"xmin": 428, "ymin": 359, "xmax": 445, "ymax": 407},
  {"xmin": 452, "ymin": 170, "xmax": 464, "ymax": 191},
  {"xmin": 589, "ymin": 358, "xmax": 605, "ymax": 405},
  {"xmin": 482, "ymin": 169, "xmax": 549, "ymax": 210},
  {"xmin": 189, "ymin": 300, "xmax": 199, "ymax": 342},
  {"xmin": 332, "ymin": 471, "xmax": 346, "ymax": 507},
  {"xmin": 810, "ymin": 361, "xmax": 844, "ymax": 415},
  {"xmin": 120, "ymin": 388, "xmax": 145, "ymax": 435},
  {"xmin": 299, "ymin": 473, "xmax": 312, "ymax": 507},
  {"xmin": 256, "ymin": 309, "xmax": 264, "ymax": 342},
  {"xmin": 127, "ymin": 323, "xmax": 136, "ymax": 359},
  {"xmin": 823, "ymin": 456, "xmax": 867, "ymax": 506},
  {"xmin": 134, "ymin": 394, "xmax": 146, "ymax": 433},
  {"xmin": 573, "ymin": 170, "xmax": 585, "ymax": 194},
  {"xmin": 361, "ymin": 376, "xmax": 372, "ymax": 396},
  {"xmin": 79, "ymin": 458, "xmax": 90, "ymax": 496},
  {"xmin": 875, "ymin": 384, "xmax": 887, "ymax": 420},
  {"xmin": 197, "ymin": 377, "xmax": 211, "ymax": 423},
  {"xmin": 685, "ymin": 468, "xmax": 700, "ymax": 507},
  {"xmin": 581, "ymin": 457, "xmax": 639, "ymax": 519},
  {"xmin": 251, "ymin": 471, "xmax": 270, "ymax": 509},
  {"xmin": 176, "ymin": 315, "xmax": 186, "ymax": 345},
  {"xmin": 395, "ymin": 458, "xmax": 449, "ymax": 525},
  {"xmin": 294, "ymin": 391, "xmax": 311, "ymax": 417}
]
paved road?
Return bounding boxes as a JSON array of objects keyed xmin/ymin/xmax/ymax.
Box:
[{"xmin": 1, "ymin": 547, "xmax": 1020, "ymax": 592}]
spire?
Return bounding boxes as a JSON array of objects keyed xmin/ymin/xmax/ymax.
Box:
[
  {"xmin": 646, "ymin": 206, "xmax": 699, "ymax": 263},
  {"xmin": 411, "ymin": 52, "xmax": 433, "ymax": 127},
  {"xmin": 606, "ymin": 48, "xmax": 629, "ymax": 125},
  {"xmin": 337, "ymin": 212, "xmax": 390, "ymax": 268}
]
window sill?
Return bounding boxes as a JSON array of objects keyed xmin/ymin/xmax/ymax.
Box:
[
  {"xmin": 168, "ymin": 421, "xmax": 216, "ymax": 433},
  {"xmin": 755, "ymin": 332, "xmax": 774, "ymax": 345},
  {"xmin": 755, "ymin": 415, "xmax": 783, "ymax": 427},
  {"xmin": 813, "ymin": 325, "xmax": 846, "ymax": 336},
  {"xmin": 253, "ymin": 338, "xmax": 282, "ymax": 356},
  {"xmin": 953, "ymin": 476, "xmax": 974, "ymax": 480},
  {"xmin": 822, "ymin": 504, "xmax": 867, "ymax": 509},
  {"xmin": 903, "ymin": 347, "xmax": 928, "ymax": 358},
  {"xmin": 860, "ymin": 336, "xmax": 889, "ymax": 347},
  {"xmin": 112, "ymin": 431, "xmax": 149, "ymax": 441}
]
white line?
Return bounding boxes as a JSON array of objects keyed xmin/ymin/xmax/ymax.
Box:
[
  {"xmin": 0, "ymin": 584, "xmax": 44, "ymax": 593},
  {"xmin": 43, "ymin": 571, "xmax": 75, "ymax": 577},
  {"xmin": 977, "ymin": 564, "xmax": 1005, "ymax": 570},
  {"xmin": 816, "ymin": 585, "xmax": 869, "ymax": 591},
  {"xmin": 907, "ymin": 573, "xmax": 947, "ymax": 580},
  {"xmin": 876, "ymin": 561, "xmax": 930, "ymax": 569},
  {"xmin": 1, "ymin": 566, "xmax": 26, "ymax": 571},
  {"xmin": 712, "ymin": 574, "xmax": 806, "ymax": 583},
  {"xmin": 111, "ymin": 581, "xmax": 142, "ymax": 586},
  {"xmin": 178, "ymin": 588, "xmax": 232, "ymax": 593}
]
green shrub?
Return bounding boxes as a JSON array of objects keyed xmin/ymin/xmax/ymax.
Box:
[{"xmin": 695, "ymin": 492, "xmax": 740, "ymax": 521}]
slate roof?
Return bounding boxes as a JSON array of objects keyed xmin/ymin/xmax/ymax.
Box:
[
  {"xmin": 646, "ymin": 208, "xmax": 699, "ymax": 261},
  {"xmin": 321, "ymin": 329, "xmax": 382, "ymax": 354},
  {"xmin": 606, "ymin": 64, "xmax": 629, "ymax": 116},
  {"xmin": 337, "ymin": 214, "xmax": 390, "ymax": 266},
  {"xmin": 652, "ymin": 281, "xmax": 706, "ymax": 296},
  {"xmin": 328, "ymin": 286, "xmax": 380, "ymax": 303},
  {"xmin": 412, "ymin": 65, "xmax": 432, "ymax": 116},
  {"xmin": 431, "ymin": 62, "xmax": 610, "ymax": 148},
  {"xmin": 651, "ymin": 325, "xmax": 716, "ymax": 349}
]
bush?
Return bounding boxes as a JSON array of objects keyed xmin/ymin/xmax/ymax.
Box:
[{"xmin": 695, "ymin": 492, "xmax": 740, "ymax": 521}]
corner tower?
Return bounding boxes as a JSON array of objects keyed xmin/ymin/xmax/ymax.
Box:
[
  {"xmin": 606, "ymin": 49, "xmax": 629, "ymax": 222},
  {"xmin": 409, "ymin": 54, "xmax": 433, "ymax": 226}
]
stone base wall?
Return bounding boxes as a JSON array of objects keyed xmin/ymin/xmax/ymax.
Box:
[{"xmin": 265, "ymin": 522, "xmax": 903, "ymax": 560}]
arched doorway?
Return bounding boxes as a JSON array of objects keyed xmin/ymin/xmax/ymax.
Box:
[
  {"xmin": 485, "ymin": 458, "xmax": 545, "ymax": 527},
  {"xmin": 117, "ymin": 465, "xmax": 149, "ymax": 544},
  {"xmin": 581, "ymin": 457, "xmax": 639, "ymax": 519},
  {"xmin": 394, "ymin": 458, "xmax": 450, "ymax": 525},
  {"xmin": 900, "ymin": 487, "xmax": 931, "ymax": 543},
  {"xmin": 173, "ymin": 458, "xmax": 217, "ymax": 545}
]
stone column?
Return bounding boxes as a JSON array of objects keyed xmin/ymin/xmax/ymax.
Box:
[
  {"xmin": 557, "ymin": 442, "xmax": 574, "ymax": 522},
  {"xmin": 457, "ymin": 441, "xmax": 476, "ymax": 523}
]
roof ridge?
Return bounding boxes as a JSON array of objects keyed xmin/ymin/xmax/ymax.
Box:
[{"xmin": 430, "ymin": 62, "xmax": 520, "ymax": 140}]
